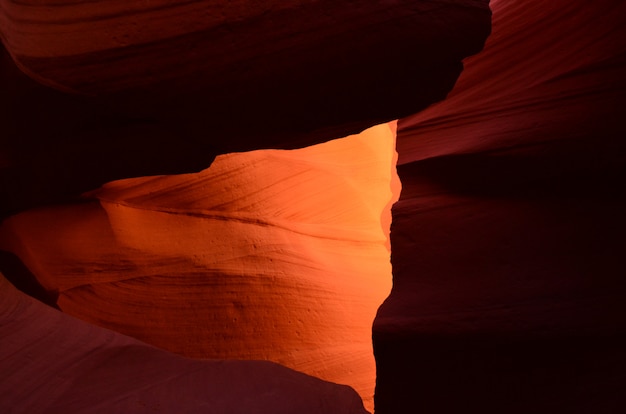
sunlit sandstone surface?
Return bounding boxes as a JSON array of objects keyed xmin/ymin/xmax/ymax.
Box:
[
  {"xmin": 0, "ymin": 272, "xmax": 367, "ymax": 413},
  {"xmin": 2, "ymin": 0, "xmax": 626, "ymax": 412},
  {"xmin": 1, "ymin": 123, "xmax": 399, "ymax": 412},
  {"xmin": 1, "ymin": 1, "xmax": 491, "ymax": 412}
]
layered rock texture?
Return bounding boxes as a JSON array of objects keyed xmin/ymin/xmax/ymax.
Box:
[
  {"xmin": 2, "ymin": 0, "xmax": 625, "ymax": 413},
  {"xmin": 1, "ymin": 3, "xmax": 491, "ymax": 412},
  {"xmin": 1, "ymin": 123, "xmax": 399, "ymax": 412},
  {"xmin": 0, "ymin": 272, "xmax": 367, "ymax": 414},
  {"xmin": 0, "ymin": 0, "xmax": 490, "ymax": 217},
  {"xmin": 375, "ymin": 0, "xmax": 626, "ymax": 412}
]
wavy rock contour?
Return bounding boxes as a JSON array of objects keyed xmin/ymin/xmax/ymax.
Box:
[
  {"xmin": 1, "ymin": 123, "xmax": 399, "ymax": 412},
  {"xmin": 375, "ymin": 0, "xmax": 626, "ymax": 412},
  {"xmin": 0, "ymin": 272, "xmax": 367, "ymax": 414}
]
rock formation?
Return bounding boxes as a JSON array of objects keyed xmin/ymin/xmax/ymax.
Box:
[
  {"xmin": 374, "ymin": 0, "xmax": 626, "ymax": 412},
  {"xmin": 1, "ymin": 123, "xmax": 399, "ymax": 411},
  {"xmin": 1, "ymin": 3, "xmax": 490, "ymax": 412},
  {"xmin": 2, "ymin": 0, "xmax": 626, "ymax": 413},
  {"xmin": 0, "ymin": 0, "xmax": 490, "ymax": 217},
  {"xmin": 0, "ymin": 272, "xmax": 367, "ymax": 413}
]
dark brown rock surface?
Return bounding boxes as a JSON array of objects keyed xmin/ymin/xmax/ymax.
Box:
[
  {"xmin": 1, "ymin": 2, "xmax": 491, "ymax": 412},
  {"xmin": 9, "ymin": 0, "xmax": 624, "ymax": 412},
  {"xmin": 374, "ymin": 0, "xmax": 626, "ymax": 412},
  {"xmin": 0, "ymin": 0, "xmax": 490, "ymax": 217}
]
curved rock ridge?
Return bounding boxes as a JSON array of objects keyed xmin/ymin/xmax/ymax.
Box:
[
  {"xmin": 0, "ymin": 122, "xmax": 399, "ymax": 412},
  {"xmin": 397, "ymin": 0, "xmax": 626, "ymax": 163},
  {"xmin": 0, "ymin": 0, "xmax": 489, "ymax": 95},
  {"xmin": 0, "ymin": 2, "xmax": 493, "ymax": 412},
  {"xmin": 0, "ymin": 272, "xmax": 368, "ymax": 414},
  {"xmin": 375, "ymin": 0, "xmax": 626, "ymax": 412},
  {"xmin": 0, "ymin": 0, "xmax": 490, "ymax": 218}
]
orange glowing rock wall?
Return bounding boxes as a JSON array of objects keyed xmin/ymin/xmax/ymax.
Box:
[
  {"xmin": 0, "ymin": 272, "xmax": 367, "ymax": 413},
  {"xmin": 0, "ymin": 1, "xmax": 493, "ymax": 412},
  {"xmin": 1, "ymin": 123, "xmax": 399, "ymax": 412},
  {"xmin": 8, "ymin": 0, "xmax": 625, "ymax": 412}
]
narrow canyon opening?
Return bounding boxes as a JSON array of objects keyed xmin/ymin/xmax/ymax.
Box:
[
  {"xmin": 4, "ymin": 0, "xmax": 626, "ymax": 412},
  {"xmin": 0, "ymin": 122, "xmax": 401, "ymax": 413}
]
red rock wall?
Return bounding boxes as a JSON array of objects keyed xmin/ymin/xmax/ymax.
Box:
[
  {"xmin": 0, "ymin": 0, "xmax": 490, "ymax": 218},
  {"xmin": 1, "ymin": 124, "xmax": 399, "ymax": 412},
  {"xmin": 1, "ymin": 7, "xmax": 489, "ymax": 412},
  {"xmin": 0, "ymin": 272, "xmax": 367, "ymax": 413},
  {"xmin": 10, "ymin": 0, "xmax": 624, "ymax": 412},
  {"xmin": 374, "ymin": 0, "xmax": 626, "ymax": 412}
]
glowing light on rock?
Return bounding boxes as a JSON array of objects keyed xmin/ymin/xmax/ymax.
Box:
[{"xmin": 0, "ymin": 122, "xmax": 399, "ymax": 412}]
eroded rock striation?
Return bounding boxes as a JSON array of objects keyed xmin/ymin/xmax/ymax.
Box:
[
  {"xmin": 5, "ymin": 0, "xmax": 625, "ymax": 413},
  {"xmin": 1, "ymin": 3, "xmax": 491, "ymax": 411},
  {"xmin": 0, "ymin": 272, "xmax": 368, "ymax": 414},
  {"xmin": 375, "ymin": 0, "xmax": 626, "ymax": 412},
  {"xmin": 1, "ymin": 123, "xmax": 399, "ymax": 412},
  {"xmin": 0, "ymin": 0, "xmax": 491, "ymax": 217}
]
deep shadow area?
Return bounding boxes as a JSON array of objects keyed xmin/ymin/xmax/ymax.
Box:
[
  {"xmin": 374, "ymin": 333, "xmax": 626, "ymax": 413},
  {"xmin": 0, "ymin": 250, "xmax": 59, "ymax": 308},
  {"xmin": 0, "ymin": 45, "xmax": 220, "ymax": 219},
  {"xmin": 396, "ymin": 142, "xmax": 626, "ymax": 202},
  {"xmin": 0, "ymin": 0, "xmax": 492, "ymax": 220},
  {"xmin": 375, "ymin": 128, "xmax": 626, "ymax": 413}
]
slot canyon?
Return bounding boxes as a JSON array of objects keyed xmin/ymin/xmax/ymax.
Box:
[{"xmin": 1, "ymin": 0, "xmax": 625, "ymax": 413}]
